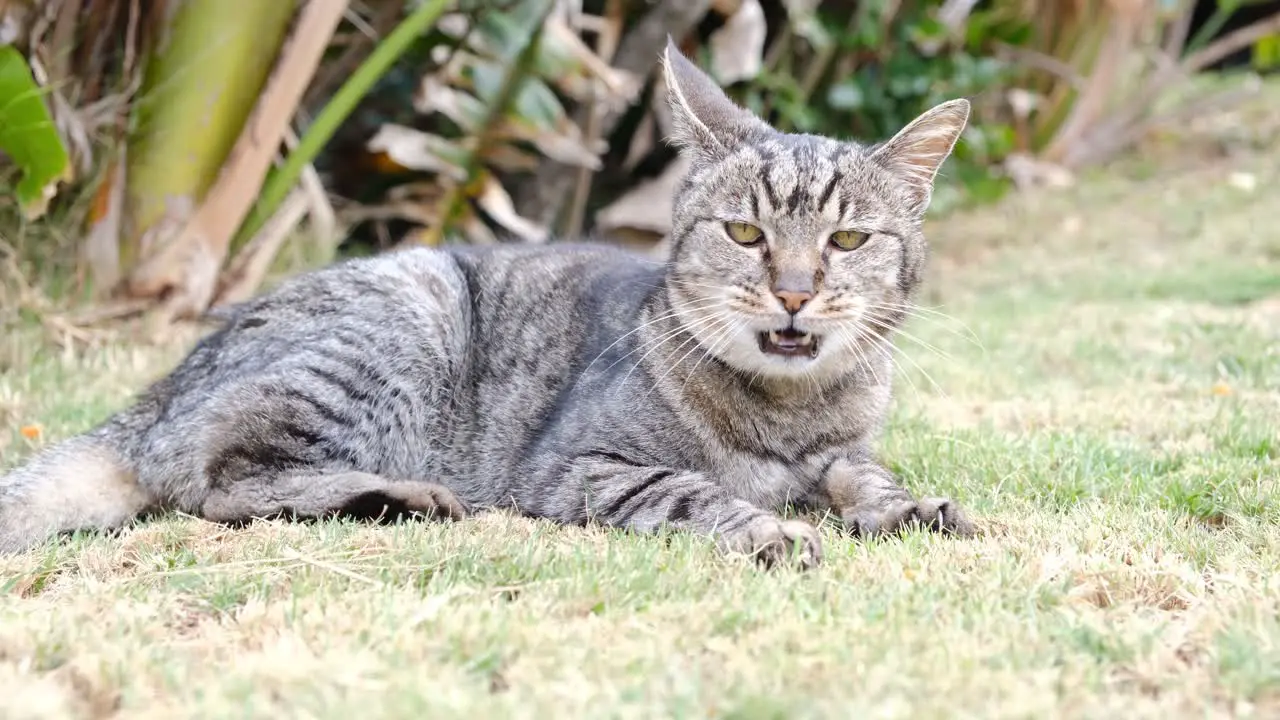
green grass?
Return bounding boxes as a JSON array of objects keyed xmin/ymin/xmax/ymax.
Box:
[{"xmin": 3, "ymin": 126, "xmax": 1280, "ymax": 719}]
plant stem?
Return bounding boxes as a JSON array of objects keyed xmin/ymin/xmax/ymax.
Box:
[
  {"xmin": 235, "ymin": 0, "xmax": 453, "ymax": 248},
  {"xmin": 124, "ymin": 0, "xmax": 295, "ymax": 265}
]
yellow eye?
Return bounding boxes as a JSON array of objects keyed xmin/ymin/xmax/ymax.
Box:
[
  {"xmin": 725, "ymin": 221, "xmax": 764, "ymax": 245},
  {"xmin": 829, "ymin": 230, "xmax": 870, "ymax": 251}
]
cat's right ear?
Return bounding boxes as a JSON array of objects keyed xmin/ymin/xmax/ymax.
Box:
[{"xmin": 661, "ymin": 37, "xmax": 768, "ymax": 162}]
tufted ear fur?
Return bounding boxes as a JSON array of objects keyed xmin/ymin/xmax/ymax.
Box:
[
  {"xmin": 871, "ymin": 98, "xmax": 970, "ymax": 212},
  {"xmin": 661, "ymin": 37, "xmax": 770, "ymax": 163}
]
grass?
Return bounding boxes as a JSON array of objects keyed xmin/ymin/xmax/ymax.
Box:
[{"xmin": 3, "ymin": 107, "xmax": 1280, "ymax": 719}]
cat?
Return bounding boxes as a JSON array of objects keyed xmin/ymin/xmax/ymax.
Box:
[{"xmin": 0, "ymin": 40, "xmax": 976, "ymax": 567}]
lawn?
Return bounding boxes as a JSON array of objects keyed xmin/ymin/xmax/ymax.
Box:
[{"xmin": 2, "ymin": 109, "xmax": 1279, "ymax": 718}]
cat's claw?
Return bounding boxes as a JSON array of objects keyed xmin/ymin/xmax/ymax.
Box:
[
  {"xmin": 723, "ymin": 516, "xmax": 823, "ymax": 569},
  {"xmin": 842, "ymin": 496, "xmax": 975, "ymax": 539}
]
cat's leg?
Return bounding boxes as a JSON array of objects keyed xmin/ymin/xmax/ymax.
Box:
[
  {"xmin": 561, "ymin": 454, "xmax": 822, "ymax": 569},
  {"xmin": 201, "ymin": 469, "xmax": 467, "ymax": 524},
  {"xmin": 817, "ymin": 454, "xmax": 975, "ymax": 538}
]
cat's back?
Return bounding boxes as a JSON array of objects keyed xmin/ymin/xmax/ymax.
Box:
[{"xmin": 446, "ymin": 241, "xmax": 663, "ymax": 351}]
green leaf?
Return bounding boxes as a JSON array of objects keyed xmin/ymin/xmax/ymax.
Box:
[
  {"xmin": 512, "ymin": 79, "xmax": 565, "ymax": 128},
  {"xmin": 0, "ymin": 46, "xmax": 71, "ymax": 220},
  {"xmin": 1253, "ymin": 34, "xmax": 1280, "ymax": 71}
]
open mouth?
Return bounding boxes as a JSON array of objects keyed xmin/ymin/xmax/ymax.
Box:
[{"xmin": 758, "ymin": 328, "xmax": 819, "ymax": 359}]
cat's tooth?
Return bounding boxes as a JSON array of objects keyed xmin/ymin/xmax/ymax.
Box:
[{"xmin": 769, "ymin": 331, "xmax": 782, "ymax": 344}]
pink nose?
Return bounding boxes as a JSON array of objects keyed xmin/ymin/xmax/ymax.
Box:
[{"xmin": 774, "ymin": 289, "xmax": 813, "ymax": 314}]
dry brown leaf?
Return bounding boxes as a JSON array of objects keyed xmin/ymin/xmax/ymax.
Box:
[
  {"xmin": 543, "ymin": 14, "xmax": 643, "ymax": 105},
  {"xmin": 365, "ymin": 124, "xmax": 467, "ymax": 180},
  {"xmin": 81, "ymin": 151, "xmax": 126, "ymax": 293},
  {"xmin": 436, "ymin": 12, "xmax": 469, "ymax": 37},
  {"xmin": 481, "ymin": 143, "xmax": 542, "ymax": 173},
  {"xmin": 708, "ymin": 0, "xmax": 766, "ymax": 84},
  {"xmin": 0, "ymin": 3, "xmax": 32, "ymax": 45},
  {"xmin": 595, "ymin": 156, "xmax": 690, "ymax": 237},
  {"xmin": 459, "ymin": 211, "xmax": 499, "ymax": 245},
  {"xmin": 413, "ymin": 75, "xmax": 485, "ymax": 131},
  {"xmin": 475, "ymin": 174, "xmax": 547, "ymax": 243},
  {"xmin": 501, "ymin": 118, "xmax": 605, "ymax": 170}
]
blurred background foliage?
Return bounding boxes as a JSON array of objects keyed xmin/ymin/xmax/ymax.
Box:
[{"xmin": 0, "ymin": 0, "xmax": 1278, "ymax": 325}]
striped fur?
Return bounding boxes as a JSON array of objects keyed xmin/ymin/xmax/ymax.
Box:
[{"xmin": 0, "ymin": 42, "xmax": 975, "ymax": 566}]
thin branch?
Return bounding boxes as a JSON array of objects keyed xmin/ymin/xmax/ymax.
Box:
[
  {"xmin": 302, "ymin": 0, "xmax": 404, "ymax": 109},
  {"xmin": 994, "ymin": 42, "xmax": 1084, "ymax": 90},
  {"xmin": 1181, "ymin": 11, "xmax": 1280, "ymax": 73},
  {"xmin": 1161, "ymin": 0, "xmax": 1195, "ymax": 62}
]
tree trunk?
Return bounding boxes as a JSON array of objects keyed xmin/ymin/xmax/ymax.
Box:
[
  {"xmin": 124, "ymin": 0, "xmax": 349, "ymax": 324},
  {"xmin": 120, "ymin": 0, "xmax": 296, "ymax": 270}
]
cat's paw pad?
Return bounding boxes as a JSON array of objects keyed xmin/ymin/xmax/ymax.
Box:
[
  {"xmin": 842, "ymin": 496, "xmax": 975, "ymax": 539},
  {"xmin": 724, "ymin": 516, "xmax": 823, "ymax": 569}
]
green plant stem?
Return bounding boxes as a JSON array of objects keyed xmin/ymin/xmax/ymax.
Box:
[
  {"xmin": 1185, "ymin": 1, "xmax": 1238, "ymax": 56},
  {"xmin": 235, "ymin": 0, "xmax": 453, "ymax": 248}
]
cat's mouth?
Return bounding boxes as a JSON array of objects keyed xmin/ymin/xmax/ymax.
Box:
[{"xmin": 758, "ymin": 329, "xmax": 819, "ymax": 359}]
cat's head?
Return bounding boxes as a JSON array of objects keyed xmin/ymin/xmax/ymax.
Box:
[{"xmin": 660, "ymin": 39, "xmax": 968, "ymax": 384}]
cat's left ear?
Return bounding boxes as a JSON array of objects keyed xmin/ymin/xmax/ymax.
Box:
[
  {"xmin": 871, "ymin": 98, "xmax": 970, "ymax": 212},
  {"xmin": 661, "ymin": 37, "xmax": 769, "ymax": 162}
]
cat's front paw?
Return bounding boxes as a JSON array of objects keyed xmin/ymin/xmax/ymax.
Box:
[
  {"xmin": 722, "ymin": 516, "xmax": 823, "ymax": 569},
  {"xmin": 842, "ymin": 496, "xmax": 975, "ymax": 539},
  {"xmin": 380, "ymin": 481, "xmax": 470, "ymax": 522}
]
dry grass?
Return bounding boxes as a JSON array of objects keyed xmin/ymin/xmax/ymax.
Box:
[{"xmin": 3, "ymin": 88, "xmax": 1280, "ymax": 718}]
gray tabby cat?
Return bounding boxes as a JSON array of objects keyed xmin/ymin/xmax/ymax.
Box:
[{"xmin": 0, "ymin": 41, "xmax": 976, "ymax": 566}]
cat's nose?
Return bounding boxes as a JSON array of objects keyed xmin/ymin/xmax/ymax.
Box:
[{"xmin": 773, "ymin": 289, "xmax": 814, "ymax": 314}]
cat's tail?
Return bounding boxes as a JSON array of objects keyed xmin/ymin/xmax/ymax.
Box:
[{"xmin": 0, "ymin": 426, "xmax": 152, "ymax": 554}]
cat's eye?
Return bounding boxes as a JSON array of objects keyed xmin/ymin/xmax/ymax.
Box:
[
  {"xmin": 725, "ymin": 221, "xmax": 764, "ymax": 246},
  {"xmin": 829, "ymin": 230, "xmax": 870, "ymax": 251}
]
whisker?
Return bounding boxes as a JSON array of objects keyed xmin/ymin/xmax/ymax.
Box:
[
  {"xmin": 866, "ymin": 302, "xmax": 984, "ymax": 350},
  {"xmin": 577, "ymin": 297, "xmax": 730, "ymax": 385},
  {"xmin": 615, "ymin": 308, "xmax": 731, "ymax": 394},
  {"xmin": 678, "ymin": 316, "xmax": 741, "ymax": 396},
  {"xmin": 847, "ymin": 324, "xmax": 924, "ymax": 403},
  {"xmin": 854, "ymin": 322, "xmax": 947, "ymax": 399},
  {"xmin": 581, "ymin": 297, "xmax": 732, "ymax": 379},
  {"xmin": 844, "ymin": 327, "xmax": 887, "ymax": 390},
  {"xmin": 640, "ymin": 313, "xmax": 738, "ymax": 401},
  {"xmin": 838, "ymin": 326, "xmax": 884, "ymax": 388},
  {"xmin": 861, "ymin": 315, "xmax": 957, "ymax": 364}
]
